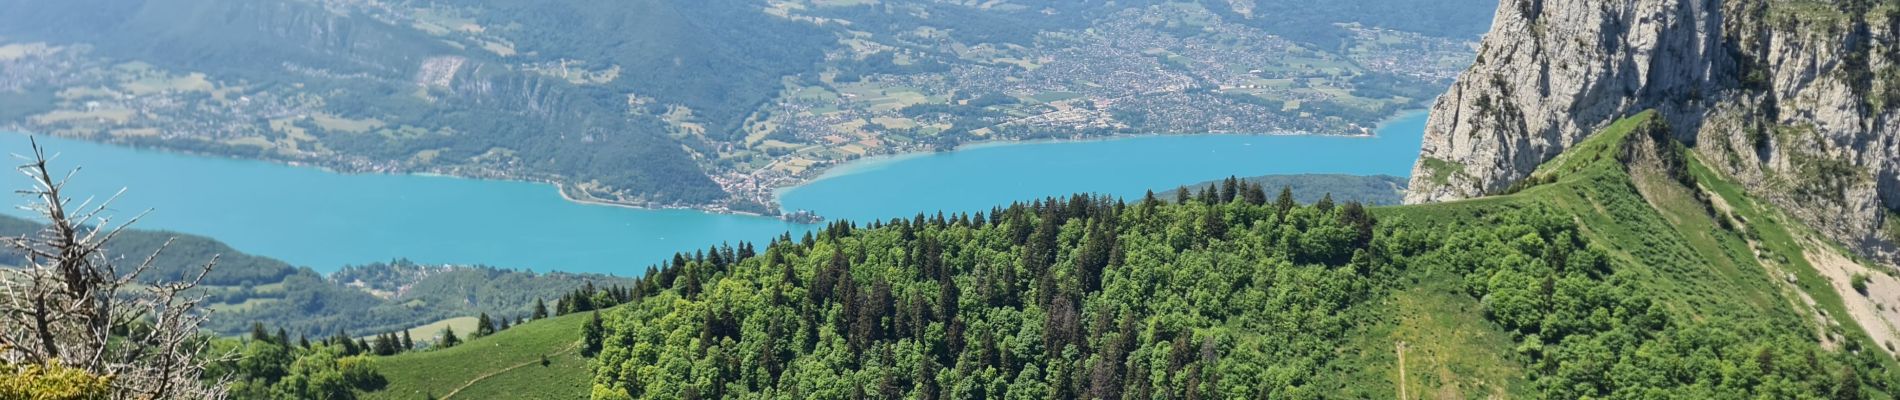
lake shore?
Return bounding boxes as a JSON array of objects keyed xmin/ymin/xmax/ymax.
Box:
[
  {"xmin": 0, "ymin": 110, "xmax": 1428, "ymax": 273},
  {"xmin": 765, "ymin": 126, "xmax": 1407, "ymax": 203},
  {"xmin": 5, "ymin": 110, "xmax": 1426, "ymax": 219},
  {"xmin": 553, "ymin": 182, "xmax": 772, "ymax": 218},
  {"xmin": 778, "ymin": 111, "xmax": 1432, "ymax": 222}
]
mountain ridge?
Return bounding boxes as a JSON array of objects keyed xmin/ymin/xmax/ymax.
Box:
[{"xmin": 1407, "ymin": 0, "xmax": 1900, "ymax": 266}]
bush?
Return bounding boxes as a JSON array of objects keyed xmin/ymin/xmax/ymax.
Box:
[
  {"xmin": 0, "ymin": 362, "xmax": 110, "ymax": 400},
  {"xmin": 1853, "ymin": 273, "xmax": 1871, "ymax": 295}
]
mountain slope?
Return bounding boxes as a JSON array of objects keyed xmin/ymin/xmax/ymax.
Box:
[
  {"xmin": 0, "ymin": 214, "xmax": 632, "ymax": 337},
  {"xmin": 0, "ymin": 0, "xmax": 729, "ymax": 204},
  {"xmin": 1406, "ymin": 0, "xmax": 1900, "ymax": 266},
  {"xmin": 542, "ymin": 112, "xmax": 1897, "ymax": 399}
]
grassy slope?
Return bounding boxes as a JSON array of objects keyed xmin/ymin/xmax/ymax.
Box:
[
  {"xmin": 365, "ymin": 310, "xmax": 598, "ymax": 400},
  {"xmin": 1690, "ymin": 154, "xmax": 1885, "ymax": 351},
  {"xmin": 1335, "ymin": 273, "xmax": 1529, "ymax": 398},
  {"xmin": 1340, "ymin": 111, "xmax": 1890, "ymax": 397}
]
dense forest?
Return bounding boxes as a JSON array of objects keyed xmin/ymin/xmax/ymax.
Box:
[{"xmin": 567, "ymin": 113, "xmax": 1896, "ymax": 399}]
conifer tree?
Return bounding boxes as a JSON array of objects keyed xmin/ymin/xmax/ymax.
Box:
[
  {"xmin": 582, "ymin": 311, "xmax": 605, "ymax": 357},
  {"xmin": 476, "ymin": 313, "xmax": 497, "ymax": 337},
  {"xmin": 1275, "ymin": 186, "xmax": 1297, "ymax": 215},
  {"xmin": 372, "ymin": 333, "xmax": 395, "ymax": 356},
  {"xmin": 250, "ymin": 322, "xmax": 271, "ymax": 343},
  {"xmin": 1220, "ymin": 176, "xmax": 1239, "ymax": 203},
  {"xmin": 571, "ymin": 290, "xmax": 595, "ymax": 313},
  {"xmin": 533, "ymin": 298, "xmax": 550, "ymax": 320},
  {"xmin": 1340, "ymin": 202, "xmax": 1375, "ymax": 248},
  {"xmin": 1202, "ymin": 207, "xmax": 1228, "ymax": 239},
  {"xmin": 401, "ymin": 331, "xmax": 414, "ymax": 351},
  {"xmin": 440, "ymin": 327, "xmax": 461, "ymax": 348},
  {"xmin": 335, "ymin": 330, "xmax": 360, "ymax": 355},
  {"xmin": 1242, "ymin": 182, "xmax": 1268, "ymax": 205}
]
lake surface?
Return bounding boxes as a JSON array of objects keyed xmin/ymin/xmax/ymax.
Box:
[
  {"xmin": 781, "ymin": 112, "xmax": 1427, "ymax": 221},
  {"xmin": 0, "ymin": 111, "xmax": 1425, "ymax": 274}
]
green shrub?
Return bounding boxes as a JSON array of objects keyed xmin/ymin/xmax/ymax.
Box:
[{"xmin": 0, "ymin": 362, "xmax": 109, "ymax": 400}]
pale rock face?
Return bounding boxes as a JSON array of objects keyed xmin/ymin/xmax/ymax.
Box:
[
  {"xmin": 1407, "ymin": 0, "xmax": 1731, "ymax": 203},
  {"xmin": 1410, "ymin": 0, "xmax": 1900, "ymax": 264}
]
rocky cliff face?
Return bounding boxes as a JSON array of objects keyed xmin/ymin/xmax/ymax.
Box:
[{"xmin": 1410, "ymin": 0, "xmax": 1900, "ymax": 264}]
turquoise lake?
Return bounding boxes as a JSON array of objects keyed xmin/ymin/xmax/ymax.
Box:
[
  {"xmin": 0, "ymin": 111, "xmax": 1425, "ymax": 275},
  {"xmin": 780, "ymin": 113, "xmax": 1428, "ymax": 222}
]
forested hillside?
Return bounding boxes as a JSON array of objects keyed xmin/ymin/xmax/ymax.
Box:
[
  {"xmin": 0, "ymin": 214, "xmax": 633, "ymax": 337},
  {"xmin": 563, "ymin": 112, "xmax": 1898, "ymax": 398},
  {"xmin": 0, "ymin": 0, "xmax": 730, "ymax": 204}
]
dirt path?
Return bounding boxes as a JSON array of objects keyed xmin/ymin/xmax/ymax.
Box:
[
  {"xmin": 1396, "ymin": 341, "xmax": 1408, "ymax": 400},
  {"xmin": 440, "ymin": 344, "xmax": 580, "ymax": 400}
]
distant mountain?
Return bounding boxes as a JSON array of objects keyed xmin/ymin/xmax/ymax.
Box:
[
  {"xmin": 0, "ymin": 214, "xmax": 632, "ymax": 337},
  {"xmin": 0, "ymin": 0, "xmax": 778, "ymax": 205},
  {"xmin": 0, "ymin": 0, "xmax": 1491, "ymax": 212}
]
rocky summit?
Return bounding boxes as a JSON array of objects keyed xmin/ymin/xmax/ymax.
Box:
[{"xmin": 1409, "ymin": 0, "xmax": 1900, "ymax": 265}]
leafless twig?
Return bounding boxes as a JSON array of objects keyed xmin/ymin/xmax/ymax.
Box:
[{"xmin": 0, "ymin": 138, "xmax": 228, "ymax": 399}]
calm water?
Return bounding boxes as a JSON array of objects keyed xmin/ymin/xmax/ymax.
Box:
[
  {"xmin": 0, "ymin": 111, "xmax": 1425, "ymax": 274},
  {"xmin": 780, "ymin": 112, "xmax": 1427, "ymax": 221}
]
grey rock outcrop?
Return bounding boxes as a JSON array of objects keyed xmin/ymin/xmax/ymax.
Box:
[{"xmin": 1409, "ymin": 0, "xmax": 1900, "ymax": 264}]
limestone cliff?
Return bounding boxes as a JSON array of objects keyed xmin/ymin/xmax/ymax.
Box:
[{"xmin": 1409, "ymin": 0, "xmax": 1900, "ymax": 264}]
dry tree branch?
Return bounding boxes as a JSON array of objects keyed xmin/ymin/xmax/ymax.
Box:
[{"xmin": 0, "ymin": 137, "xmax": 227, "ymax": 399}]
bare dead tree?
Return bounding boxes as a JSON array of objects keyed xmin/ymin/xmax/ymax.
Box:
[{"xmin": 0, "ymin": 139, "xmax": 229, "ymax": 399}]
